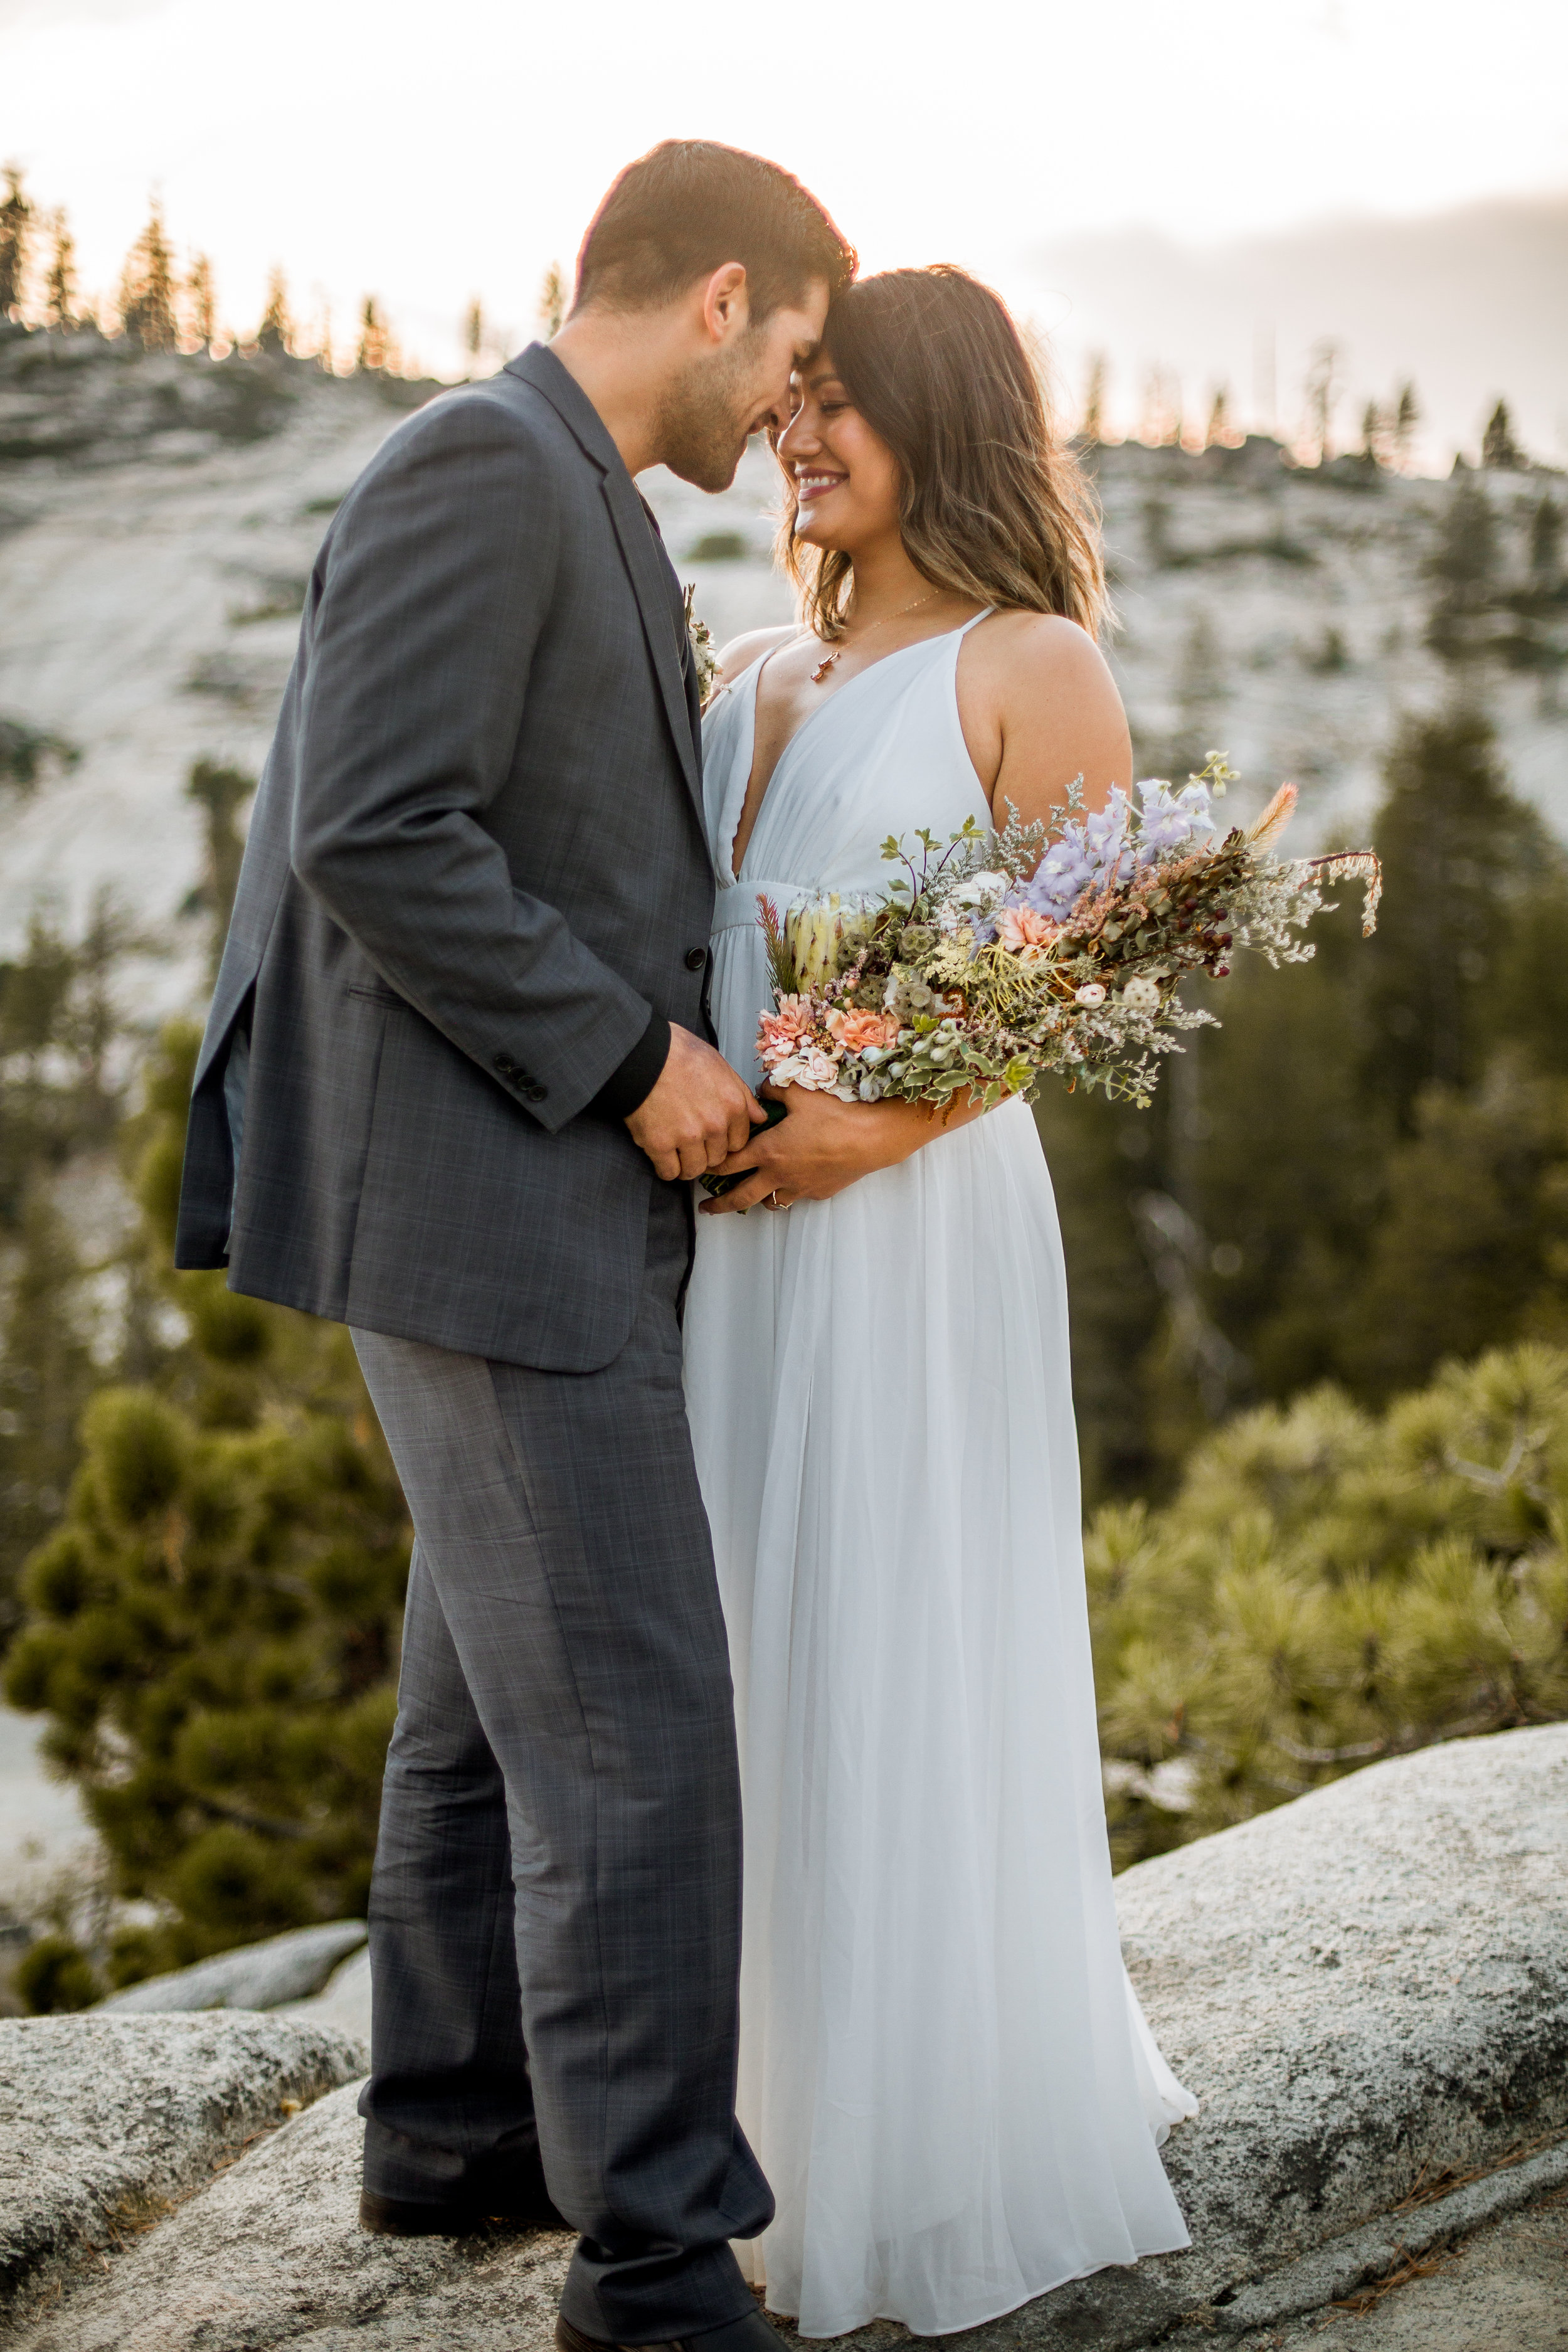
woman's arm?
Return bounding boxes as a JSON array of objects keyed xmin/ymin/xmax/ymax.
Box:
[
  {"xmin": 702, "ymin": 613, "xmax": 1131, "ymax": 1213},
  {"xmin": 699, "ymin": 1082, "xmax": 983, "ymax": 1214},
  {"xmin": 958, "ymin": 610, "xmax": 1132, "ymax": 824}
]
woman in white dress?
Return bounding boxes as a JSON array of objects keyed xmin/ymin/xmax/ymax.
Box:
[{"xmin": 682, "ymin": 267, "xmax": 1195, "ymax": 2341}]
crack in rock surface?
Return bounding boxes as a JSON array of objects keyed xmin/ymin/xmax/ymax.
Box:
[{"xmin": 0, "ymin": 2014, "xmax": 366, "ymax": 2319}]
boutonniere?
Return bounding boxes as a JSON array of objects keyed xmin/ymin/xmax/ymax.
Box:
[{"xmin": 683, "ymin": 585, "xmax": 724, "ymax": 711}]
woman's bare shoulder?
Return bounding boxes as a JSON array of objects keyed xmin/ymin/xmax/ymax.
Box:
[
  {"xmin": 716, "ymin": 623, "xmax": 798, "ymax": 684},
  {"xmin": 965, "ymin": 610, "xmax": 1119, "ymax": 704}
]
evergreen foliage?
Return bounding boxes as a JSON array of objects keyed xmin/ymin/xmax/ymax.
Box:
[
  {"xmin": 538, "ymin": 263, "xmax": 567, "ymax": 339},
  {"xmin": 1080, "ymin": 354, "xmax": 1106, "ymax": 445},
  {"xmin": 1042, "ymin": 703, "xmax": 1568, "ymax": 1493},
  {"xmin": 119, "ymin": 204, "xmax": 178, "ymax": 352},
  {"xmin": 256, "ymin": 268, "xmax": 291, "ymax": 356},
  {"xmin": 355, "ymin": 297, "xmax": 391, "ymax": 374},
  {"xmin": 1093, "ymin": 1343, "xmax": 1568, "ymax": 1867},
  {"xmin": 183, "ymin": 759, "xmax": 254, "ymax": 975},
  {"xmin": 3, "ymin": 1024, "xmax": 411, "ymax": 1983},
  {"xmin": 1425, "ymin": 476, "xmax": 1501, "ymax": 662},
  {"xmin": 0, "ymin": 164, "xmax": 31, "ymax": 319},
  {"xmin": 1, "ymin": 901, "xmax": 156, "ymax": 1638},
  {"xmin": 1481, "ymin": 398, "xmax": 1525, "ymax": 471},
  {"xmin": 0, "ymin": 716, "xmax": 78, "ymax": 794},
  {"xmin": 185, "ymin": 255, "xmax": 216, "ymax": 352},
  {"xmin": 43, "ymin": 209, "xmax": 75, "ymax": 331}
]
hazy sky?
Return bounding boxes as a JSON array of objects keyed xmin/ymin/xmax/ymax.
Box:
[{"xmin": 4, "ymin": 0, "xmax": 1565, "ymax": 462}]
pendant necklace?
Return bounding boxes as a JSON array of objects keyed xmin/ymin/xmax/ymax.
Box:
[{"xmin": 810, "ymin": 590, "xmax": 941, "ymax": 685}]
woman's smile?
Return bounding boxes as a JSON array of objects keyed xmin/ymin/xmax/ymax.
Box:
[{"xmin": 795, "ymin": 468, "xmax": 849, "ymax": 505}]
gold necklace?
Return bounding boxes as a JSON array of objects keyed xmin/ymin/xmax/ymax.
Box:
[{"xmin": 810, "ymin": 590, "xmax": 941, "ymax": 685}]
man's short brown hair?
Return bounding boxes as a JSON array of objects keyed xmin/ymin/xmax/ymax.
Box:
[{"xmin": 574, "ymin": 140, "xmax": 855, "ymax": 325}]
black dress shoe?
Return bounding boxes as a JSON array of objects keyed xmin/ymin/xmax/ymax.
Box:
[
  {"xmin": 556, "ymin": 2307, "xmax": 779, "ymax": 2352},
  {"xmin": 360, "ymin": 2186, "xmax": 569, "ymax": 2236}
]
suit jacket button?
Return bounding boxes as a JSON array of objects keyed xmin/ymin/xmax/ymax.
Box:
[
  {"xmin": 526, "ymin": 1084, "xmax": 548, "ymax": 1103},
  {"xmin": 492, "ymin": 1052, "xmax": 516, "ymax": 1077},
  {"xmin": 684, "ymin": 946, "xmax": 708, "ymax": 972}
]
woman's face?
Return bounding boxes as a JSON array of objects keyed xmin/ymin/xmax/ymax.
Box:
[{"xmin": 776, "ymin": 358, "xmax": 902, "ymax": 556}]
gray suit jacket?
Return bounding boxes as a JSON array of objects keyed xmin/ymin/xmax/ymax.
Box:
[{"xmin": 174, "ymin": 344, "xmax": 716, "ymax": 1373}]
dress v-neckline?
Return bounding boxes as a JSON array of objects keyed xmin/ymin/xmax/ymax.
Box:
[{"xmin": 725, "ymin": 618, "xmax": 984, "ymax": 884}]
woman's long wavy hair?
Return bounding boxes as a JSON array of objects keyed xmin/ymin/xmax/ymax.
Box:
[{"xmin": 778, "ymin": 265, "xmax": 1106, "ymax": 643}]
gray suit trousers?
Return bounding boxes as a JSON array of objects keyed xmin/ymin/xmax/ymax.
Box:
[{"xmin": 352, "ymin": 1182, "xmax": 771, "ymax": 2340}]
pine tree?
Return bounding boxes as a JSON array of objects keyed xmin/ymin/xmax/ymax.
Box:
[
  {"xmin": 0, "ymin": 1190, "xmax": 98, "ymax": 1648},
  {"xmin": 3, "ymin": 1023, "xmax": 411, "ymax": 1981},
  {"xmin": 1530, "ymin": 495, "xmax": 1563, "ymax": 583},
  {"xmin": 1081, "ymin": 352, "xmax": 1106, "ymax": 445},
  {"xmin": 1363, "ymin": 705, "xmax": 1542, "ymax": 1117},
  {"xmin": 1303, "ymin": 339, "xmax": 1340, "ymax": 465},
  {"xmin": 1138, "ymin": 364, "xmax": 1180, "ymax": 448},
  {"xmin": 355, "ymin": 295, "xmax": 389, "ymax": 373},
  {"xmin": 185, "ymin": 254, "xmax": 216, "ymax": 351},
  {"xmin": 538, "ymin": 262, "xmax": 566, "ymax": 339},
  {"xmin": 44, "ymin": 209, "xmax": 75, "ymax": 331},
  {"xmin": 1359, "ymin": 398, "xmax": 1382, "ymax": 464},
  {"xmin": 1480, "ymin": 398, "xmax": 1524, "ymax": 471},
  {"xmin": 184, "ymin": 760, "xmax": 254, "ymax": 976},
  {"xmin": 462, "ymin": 296, "xmax": 485, "ymax": 376},
  {"xmin": 1204, "ymin": 385, "xmax": 1232, "ymax": 448},
  {"xmin": 1391, "ymin": 381, "xmax": 1420, "ymax": 471},
  {"xmin": 256, "ymin": 266, "xmax": 291, "ymax": 356},
  {"xmin": 1426, "ymin": 475, "xmax": 1501, "ymax": 663},
  {"xmin": 119, "ymin": 203, "xmax": 177, "ymax": 351},
  {"xmin": 1091, "ymin": 1343, "xmax": 1568, "ymax": 1868},
  {"xmin": 0, "ymin": 162, "xmax": 31, "ymax": 319}
]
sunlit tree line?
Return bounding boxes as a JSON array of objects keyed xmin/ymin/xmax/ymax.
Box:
[
  {"xmin": 1076, "ymin": 336, "xmax": 1531, "ymax": 479},
  {"xmin": 0, "ymin": 161, "xmax": 572, "ymax": 381}
]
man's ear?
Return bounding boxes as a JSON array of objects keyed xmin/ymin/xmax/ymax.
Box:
[{"xmin": 699, "ymin": 263, "xmax": 750, "ymax": 347}]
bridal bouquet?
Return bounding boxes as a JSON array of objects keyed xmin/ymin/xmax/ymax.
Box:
[{"xmin": 750, "ymin": 758, "xmax": 1380, "ymax": 1113}]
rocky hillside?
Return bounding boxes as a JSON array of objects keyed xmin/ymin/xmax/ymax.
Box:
[{"xmin": 1, "ymin": 324, "xmax": 1564, "ymax": 1022}]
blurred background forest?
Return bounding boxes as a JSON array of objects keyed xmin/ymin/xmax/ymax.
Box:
[{"xmin": 1, "ymin": 166, "xmax": 1567, "ymax": 2006}]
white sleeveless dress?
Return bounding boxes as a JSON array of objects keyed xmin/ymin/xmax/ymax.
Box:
[{"xmin": 682, "ymin": 617, "xmax": 1196, "ymax": 2341}]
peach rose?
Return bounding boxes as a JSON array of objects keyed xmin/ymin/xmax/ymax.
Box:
[
  {"xmin": 758, "ymin": 999, "xmax": 813, "ymax": 1056},
  {"xmin": 995, "ymin": 904, "xmax": 1058, "ymax": 952},
  {"xmin": 825, "ymin": 1007, "xmax": 902, "ymax": 1055}
]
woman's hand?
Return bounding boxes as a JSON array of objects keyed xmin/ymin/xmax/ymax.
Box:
[{"xmin": 698, "ymin": 1083, "xmax": 983, "ymax": 1215}]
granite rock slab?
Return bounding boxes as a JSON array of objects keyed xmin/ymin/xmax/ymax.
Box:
[
  {"xmin": 0, "ymin": 2080, "xmax": 575, "ymax": 2351},
  {"xmin": 0, "ymin": 2013, "xmax": 366, "ymax": 2312},
  {"xmin": 101, "ymin": 1920, "xmax": 368, "ymax": 2014},
  {"xmin": 4, "ymin": 1726, "xmax": 1567, "ymax": 2349}
]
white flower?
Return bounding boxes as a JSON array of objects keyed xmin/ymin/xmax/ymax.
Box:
[
  {"xmin": 1075, "ymin": 982, "xmax": 1107, "ymax": 1007},
  {"xmin": 968, "ymin": 871, "xmax": 1007, "ymax": 896},
  {"xmin": 1121, "ymin": 975, "xmax": 1161, "ymax": 1014}
]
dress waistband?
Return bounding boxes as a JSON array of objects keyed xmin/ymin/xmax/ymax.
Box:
[{"xmin": 712, "ymin": 879, "xmax": 817, "ymax": 933}]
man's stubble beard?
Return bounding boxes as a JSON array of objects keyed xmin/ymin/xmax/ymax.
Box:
[{"xmin": 654, "ymin": 338, "xmax": 761, "ymax": 494}]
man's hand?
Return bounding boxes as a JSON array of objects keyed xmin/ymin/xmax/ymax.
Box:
[
  {"xmin": 627, "ymin": 1027, "xmax": 765, "ymax": 1181},
  {"xmin": 698, "ymin": 1084, "xmax": 932, "ymax": 1213}
]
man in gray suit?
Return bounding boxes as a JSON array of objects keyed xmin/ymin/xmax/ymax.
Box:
[{"xmin": 175, "ymin": 141, "xmax": 852, "ymax": 2352}]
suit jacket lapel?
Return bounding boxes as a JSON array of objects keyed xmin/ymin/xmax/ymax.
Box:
[
  {"xmin": 598, "ymin": 469, "xmax": 703, "ymax": 814},
  {"xmin": 505, "ymin": 344, "xmax": 703, "ymax": 818}
]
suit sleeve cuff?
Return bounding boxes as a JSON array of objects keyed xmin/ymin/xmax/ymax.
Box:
[{"xmin": 585, "ymin": 1011, "xmax": 671, "ymax": 1122}]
